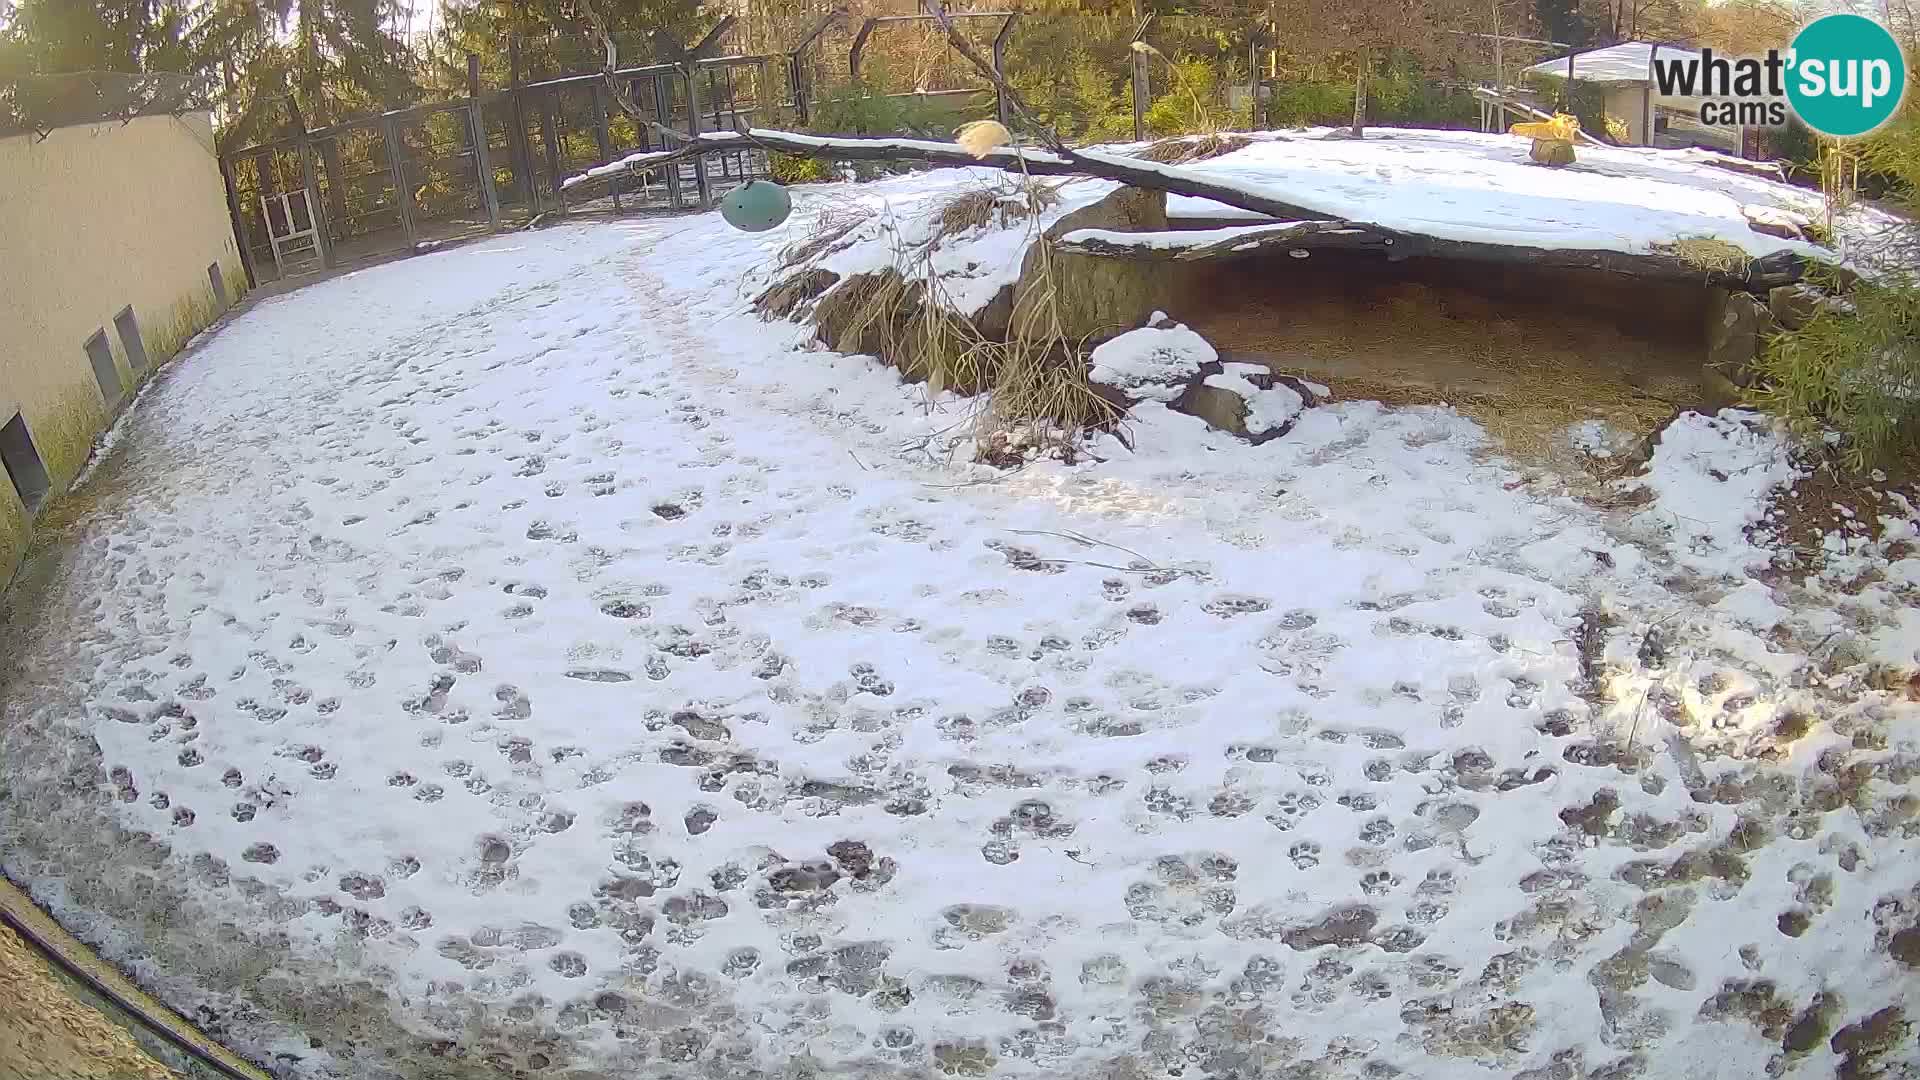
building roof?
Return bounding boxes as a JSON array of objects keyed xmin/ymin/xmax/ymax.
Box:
[{"xmin": 1524, "ymin": 41, "xmax": 1699, "ymax": 85}]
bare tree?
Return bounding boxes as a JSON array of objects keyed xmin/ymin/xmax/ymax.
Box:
[{"xmin": 1276, "ymin": 0, "xmax": 1476, "ymax": 137}]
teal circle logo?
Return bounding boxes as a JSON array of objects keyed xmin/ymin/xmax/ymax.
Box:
[{"xmin": 1787, "ymin": 13, "xmax": 1907, "ymax": 138}]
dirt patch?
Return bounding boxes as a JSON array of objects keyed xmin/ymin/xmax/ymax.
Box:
[
  {"xmin": 1757, "ymin": 450, "xmax": 1918, "ymax": 583},
  {"xmin": 1172, "ymin": 252, "xmax": 1707, "ymax": 468},
  {"xmin": 1831, "ymin": 1006, "xmax": 1909, "ymax": 1080}
]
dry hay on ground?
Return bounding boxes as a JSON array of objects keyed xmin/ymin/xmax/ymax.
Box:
[
  {"xmin": 774, "ymin": 200, "xmax": 868, "ymax": 273},
  {"xmin": 1659, "ymin": 236, "xmax": 1752, "ymax": 277},
  {"xmin": 933, "ymin": 180, "xmax": 1061, "ymax": 236},
  {"xmin": 752, "ymin": 268, "xmax": 841, "ymax": 320},
  {"xmin": 1191, "ymin": 278, "xmax": 1698, "ymax": 474},
  {"xmin": 0, "ymin": 921, "xmax": 177, "ymax": 1080},
  {"xmin": 1131, "ymin": 133, "xmax": 1254, "ymax": 164}
]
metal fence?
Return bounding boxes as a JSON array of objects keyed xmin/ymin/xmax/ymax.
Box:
[{"xmin": 218, "ymin": 22, "xmax": 808, "ymax": 286}]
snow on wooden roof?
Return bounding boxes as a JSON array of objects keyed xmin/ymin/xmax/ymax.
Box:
[{"xmin": 1524, "ymin": 41, "xmax": 1697, "ymax": 85}]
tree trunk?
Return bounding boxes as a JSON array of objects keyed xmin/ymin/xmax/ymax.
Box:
[{"xmin": 1351, "ymin": 46, "xmax": 1369, "ymax": 138}]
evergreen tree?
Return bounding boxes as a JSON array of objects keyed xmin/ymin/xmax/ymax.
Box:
[{"xmin": 1532, "ymin": 0, "xmax": 1587, "ymax": 48}]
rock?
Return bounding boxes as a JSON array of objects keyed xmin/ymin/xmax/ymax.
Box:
[
  {"xmin": 1180, "ymin": 382, "xmax": 1256, "ymax": 435},
  {"xmin": 1172, "ymin": 360, "xmax": 1307, "ymax": 443},
  {"xmin": 1010, "ymin": 186, "xmax": 1181, "ymax": 344},
  {"xmin": 1705, "ymin": 288, "xmax": 1767, "ymax": 389},
  {"xmin": 1768, "ymin": 283, "xmax": 1844, "ymax": 330},
  {"xmin": 1742, "ymin": 203, "xmax": 1811, "ymax": 241},
  {"xmin": 1087, "ymin": 317, "xmax": 1218, "ymax": 403},
  {"xmin": 1698, "ymin": 368, "xmax": 1745, "ymax": 411},
  {"xmin": 1529, "ymin": 139, "xmax": 1576, "ymax": 166}
]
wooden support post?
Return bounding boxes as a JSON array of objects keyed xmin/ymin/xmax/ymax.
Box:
[
  {"xmin": 790, "ymin": 54, "xmax": 809, "ymax": 125},
  {"xmin": 1131, "ymin": 47, "xmax": 1149, "ymax": 143},
  {"xmin": 1644, "ymin": 43, "xmax": 1659, "ymax": 146},
  {"xmin": 318, "ymin": 137, "xmax": 348, "ymax": 229},
  {"xmin": 654, "ymin": 76, "xmax": 683, "ymax": 208},
  {"xmin": 590, "ymin": 81, "xmax": 618, "ymax": 209},
  {"xmin": 994, "ymin": 14, "xmax": 1018, "ymax": 129},
  {"xmin": 686, "ymin": 68, "xmax": 710, "ymax": 206},
  {"xmin": 541, "ymin": 88, "xmax": 563, "ymax": 207},
  {"xmin": 380, "ymin": 114, "xmax": 420, "ymax": 249},
  {"xmin": 218, "ymin": 154, "xmax": 258, "ymax": 289},
  {"xmin": 461, "ymin": 54, "xmax": 482, "ymax": 157},
  {"xmin": 508, "ymin": 35, "xmax": 534, "ymax": 206},
  {"xmin": 471, "ymin": 101, "xmax": 503, "ymax": 229},
  {"xmin": 467, "ymin": 53, "xmax": 501, "ymax": 230},
  {"xmin": 591, "ymin": 81, "xmax": 614, "ymax": 162},
  {"xmin": 297, "ymin": 137, "xmax": 336, "ymax": 268},
  {"xmin": 709, "ymin": 68, "xmax": 728, "ymax": 180}
]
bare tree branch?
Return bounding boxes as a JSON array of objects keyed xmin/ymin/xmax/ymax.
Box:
[
  {"xmin": 920, "ymin": 0, "xmax": 1070, "ymax": 154},
  {"xmin": 573, "ymin": 0, "xmax": 646, "ymax": 119}
]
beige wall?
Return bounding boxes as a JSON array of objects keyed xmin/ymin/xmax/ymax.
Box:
[
  {"xmin": 1604, "ymin": 85, "xmax": 1651, "ymax": 144},
  {"xmin": 0, "ymin": 110, "xmax": 243, "ymax": 586}
]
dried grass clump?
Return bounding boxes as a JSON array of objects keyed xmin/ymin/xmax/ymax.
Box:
[
  {"xmin": 1132, "ymin": 133, "xmax": 1252, "ymax": 164},
  {"xmin": 788, "ymin": 170, "xmax": 1121, "ymax": 458},
  {"xmin": 753, "ymin": 268, "xmax": 841, "ymax": 320},
  {"xmin": 932, "ymin": 180, "xmax": 1062, "ymax": 239},
  {"xmin": 775, "ymin": 199, "xmax": 869, "ymax": 273},
  {"xmin": 813, "ymin": 270, "xmax": 920, "ymax": 358},
  {"xmin": 1659, "ymin": 236, "xmax": 1751, "ymax": 277}
]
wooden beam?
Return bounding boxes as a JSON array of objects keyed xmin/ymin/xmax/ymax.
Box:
[
  {"xmin": 561, "ymin": 127, "xmax": 1831, "ymax": 290},
  {"xmin": 993, "ymin": 14, "xmax": 1018, "ymax": 129},
  {"xmin": 379, "ymin": 115, "xmax": 418, "ymax": 250},
  {"xmin": 690, "ymin": 16, "xmax": 739, "ymax": 60}
]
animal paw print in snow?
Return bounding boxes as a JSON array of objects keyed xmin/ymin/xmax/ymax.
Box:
[
  {"xmin": 850, "ymin": 662, "xmax": 893, "ymax": 697},
  {"xmin": 1266, "ymin": 791, "xmax": 1322, "ymax": 832}
]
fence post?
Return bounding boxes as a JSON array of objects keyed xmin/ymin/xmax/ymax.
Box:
[
  {"xmin": 1131, "ymin": 47, "xmax": 1149, "ymax": 142},
  {"xmin": 470, "ymin": 101, "xmax": 503, "ymax": 230},
  {"xmin": 993, "ymin": 14, "xmax": 1018, "ymax": 129},
  {"xmin": 790, "ymin": 54, "xmax": 809, "ymax": 126},
  {"xmin": 652, "ymin": 76, "xmax": 684, "ymax": 208},
  {"xmin": 540, "ymin": 88, "xmax": 564, "ymax": 206},
  {"xmin": 590, "ymin": 81, "xmax": 614, "ymax": 162},
  {"xmin": 468, "ymin": 55, "xmax": 502, "ymax": 231},
  {"xmin": 380, "ymin": 114, "xmax": 420, "ymax": 249},
  {"xmin": 218, "ymin": 154, "xmax": 259, "ymax": 289},
  {"xmin": 508, "ymin": 35, "xmax": 534, "ymax": 206},
  {"xmin": 297, "ymin": 137, "xmax": 336, "ymax": 268},
  {"xmin": 318, "ymin": 137, "xmax": 348, "ymax": 229},
  {"xmin": 686, "ymin": 67, "xmax": 710, "ymax": 206}
]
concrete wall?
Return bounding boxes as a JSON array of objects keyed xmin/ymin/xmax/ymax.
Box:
[
  {"xmin": 1604, "ymin": 85, "xmax": 1650, "ymax": 144},
  {"xmin": 0, "ymin": 111, "xmax": 245, "ymax": 586}
]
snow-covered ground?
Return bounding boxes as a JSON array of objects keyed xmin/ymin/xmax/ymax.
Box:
[{"xmin": 3, "ymin": 177, "xmax": 1919, "ymax": 1080}]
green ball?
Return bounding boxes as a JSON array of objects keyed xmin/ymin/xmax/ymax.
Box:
[{"xmin": 720, "ymin": 180, "xmax": 792, "ymax": 233}]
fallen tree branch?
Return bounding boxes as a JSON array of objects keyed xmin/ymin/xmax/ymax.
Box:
[
  {"xmin": 561, "ymin": 126, "xmax": 1329, "ymax": 219},
  {"xmin": 1059, "ymin": 217, "xmax": 1824, "ymax": 284},
  {"xmin": 1057, "ymin": 220, "xmax": 1395, "ymax": 260},
  {"xmin": 560, "ymin": 128, "xmax": 1829, "ymax": 288}
]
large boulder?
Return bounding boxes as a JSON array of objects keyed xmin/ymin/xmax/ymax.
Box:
[
  {"xmin": 1175, "ymin": 362, "xmax": 1319, "ymax": 443},
  {"xmin": 1767, "ymin": 283, "xmax": 1849, "ymax": 330},
  {"xmin": 1088, "ymin": 317, "xmax": 1323, "ymax": 443},
  {"xmin": 1086, "ymin": 313, "xmax": 1215, "ymax": 403},
  {"xmin": 1704, "ymin": 288, "xmax": 1770, "ymax": 394},
  {"xmin": 1009, "ymin": 186, "xmax": 1184, "ymax": 344}
]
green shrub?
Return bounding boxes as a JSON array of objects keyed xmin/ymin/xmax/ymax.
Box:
[
  {"xmin": 768, "ymin": 152, "xmax": 832, "ymax": 184},
  {"xmin": 1752, "ymin": 113, "xmax": 1919, "ymax": 468},
  {"xmin": 1755, "ymin": 274, "xmax": 1920, "ymax": 468},
  {"xmin": 809, "ymin": 78, "xmax": 981, "ymax": 138}
]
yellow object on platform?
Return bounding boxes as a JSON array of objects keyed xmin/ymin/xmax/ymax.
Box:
[{"xmin": 1508, "ymin": 114, "xmax": 1581, "ymax": 141}]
